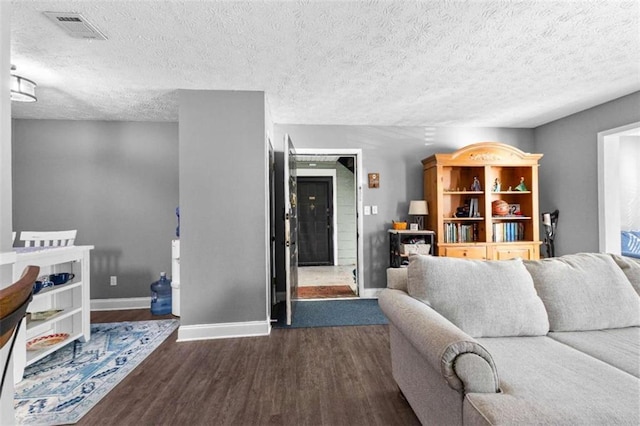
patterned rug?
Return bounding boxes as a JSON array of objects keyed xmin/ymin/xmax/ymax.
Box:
[
  {"xmin": 14, "ymin": 319, "xmax": 179, "ymax": 425},
  {"xmin": 296, "ymin": 285, "xmax": 356, "ymax": 299}
]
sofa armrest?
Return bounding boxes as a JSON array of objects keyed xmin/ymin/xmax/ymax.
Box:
[{"xmin": 379, "ymin": 288, "xmax": 500, "ymax": 394}]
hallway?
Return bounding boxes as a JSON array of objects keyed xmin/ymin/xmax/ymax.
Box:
[{"xmin": 297, "ymin": 265, "xmax": 357, "ymax": 299}]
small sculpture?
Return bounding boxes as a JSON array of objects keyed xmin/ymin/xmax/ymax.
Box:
[
  {"xmin": 515, "ymin": 177, "xmax": 527, "ymax": 191},
  {"xmin": 471, "ymin": 177, "xmax": 481, "ymax": 191},
  {"xmin": 492, "ymin": 178, "xmax": 501, "ymax": 192}
]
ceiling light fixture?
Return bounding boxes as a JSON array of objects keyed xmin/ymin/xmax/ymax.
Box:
[{"xmin": 10, "ymin": 65, "xmax": 37, "ymax": 102}]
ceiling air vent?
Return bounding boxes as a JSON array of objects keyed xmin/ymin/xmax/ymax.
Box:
[{"xmin": 43, "ymin": 12, "xmax": 107, "ymax": 40}]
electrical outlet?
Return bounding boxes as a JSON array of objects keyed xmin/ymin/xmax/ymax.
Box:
[
  {"xmin": 110, "ymin": 276, "xmax": 117, "ymax": 286},
  {"xmin": 372, "ymin": 205, "xmax": 378, "ymax": 214},
  {"xmin": 364, "ymin": 205, "xmax": 371, "ymax": 215}
]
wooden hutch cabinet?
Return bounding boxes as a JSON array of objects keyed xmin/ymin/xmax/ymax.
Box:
[{"xmin": 422, "ymin": 142, "xmax": 542, "ymax": 260}]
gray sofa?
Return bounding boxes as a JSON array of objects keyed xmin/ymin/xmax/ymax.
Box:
[{"xmin": 379, "ymin": 253, "xmax": 640, "ymax": 425}]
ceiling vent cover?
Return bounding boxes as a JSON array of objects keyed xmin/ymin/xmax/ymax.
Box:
[{"xmin": 43, "ymin": 12, "xmax": 107, "ymax": 40}]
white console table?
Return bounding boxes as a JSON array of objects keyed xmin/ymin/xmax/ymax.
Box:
[{"xmin": 11, "ymin": 245, "xmax": 93, "ymax": 381}]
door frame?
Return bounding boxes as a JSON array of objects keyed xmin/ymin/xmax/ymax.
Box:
[
  {"xmin": 295, "ymin": 148, "xmax": 364, "ymax": 297},
  {"xmin": 597, "ymin": 121, "xmax": 640, "ymax": 253},
  {"xmin": 284, "ymin": 135, "xmax": 298, "ymax": 325}
]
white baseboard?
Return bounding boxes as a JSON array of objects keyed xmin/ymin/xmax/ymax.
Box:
[
  {"xmin": 91, "ymin": 288, "xmax": 382, "ymax": 313},
  {"xmin": 360, "ymin": 288, "xmax": 383, "ymax": 299},
  {"xmin": 177, "ymin": 320, "xmax": 271, "ymax": 342},
  {"xmin": 90, "ymin": 297, "xmax": 150, "ymax": 311}
]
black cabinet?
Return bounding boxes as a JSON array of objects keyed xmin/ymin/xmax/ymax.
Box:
[{"xmin": 388, "ymin": 229, "xmax": 435, "ymax": 268}]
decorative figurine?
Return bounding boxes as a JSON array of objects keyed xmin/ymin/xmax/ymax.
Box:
[
  {"xmin": 471, "ymin": 177, "xmax": 481, "ymax": 192},
  {"xmin": 492, "ymin": 178, "xmax": 501, "ymax": 192},
  {"xmin": 515, "ymin": 177, "xmax": 527, "ymax": 191}
]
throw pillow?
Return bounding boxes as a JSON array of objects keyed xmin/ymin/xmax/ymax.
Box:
[
  {"xmin": 610, "ymin": 254, "xmax": 640, "ymax": 296},
  {"xmin": 407, "ymin": 255, "xmax": 549, "ymax": 338},
  {"xmin": 524, "ymin": 253, "xmax": 640, "ymax": 332}
]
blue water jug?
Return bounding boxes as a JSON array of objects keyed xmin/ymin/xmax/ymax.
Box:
[{"xmin": 150, "ymin": 272, "xmax": 172, "ymax": 315}]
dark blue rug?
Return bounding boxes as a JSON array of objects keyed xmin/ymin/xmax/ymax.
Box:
[{"xmin": 272, "ymin": 299, "xmax": 388, "ymax": 328}]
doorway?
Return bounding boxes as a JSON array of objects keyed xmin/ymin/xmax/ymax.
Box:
[
  {"xmin": 294, "ymin": 149, "xmax": 363, "ymax": 300},
  {"xmin": 298, "ymin": 177, "xmax": 333, "ymax": 266},
  {"xmin": 597, "ymin": 122, "xmax": 640, "ymax": 253}
]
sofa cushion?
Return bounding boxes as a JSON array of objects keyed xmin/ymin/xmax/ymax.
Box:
[
  {"xmin": 466, "ymin": 336, "xmax": 640, "ymax": 425},
  {"xmin": 386, "ymin": 267, "xmax": 408, "ymax": 292},
  {"xmin": 407, "ymin": 255, "xmax": 549, "ymax": 338},
  {"xmin": 524, "ymin": 253, "xmax": 640, "ymax": 331},
  {"xmin": 548, "ymin": 327, "xmax": 640, "ymax": 378},
  {"xmin": 611, "ymin": 253, "xmax": 640, "ymax": 296}
]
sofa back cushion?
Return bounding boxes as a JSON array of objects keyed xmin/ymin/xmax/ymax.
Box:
[
  {"xmin": 524, "ymin": 253, "xmax": 640, "ymax": 331},
  {"xmin": 610, "ymin": 254, "xmax": 640, "ymax": 296},
  {"xmin": 407, "ymin": 255, "xmax": 549, "ymax": 337}
]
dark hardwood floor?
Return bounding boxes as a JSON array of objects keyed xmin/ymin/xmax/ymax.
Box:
[{"xmin": 79, "ymin": 309, "xmax": 420, "ymax": 426}]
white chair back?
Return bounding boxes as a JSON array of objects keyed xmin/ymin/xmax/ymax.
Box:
[{"xmin": 20, "ymin": 230, "xmax": 77, "ymax": 247}]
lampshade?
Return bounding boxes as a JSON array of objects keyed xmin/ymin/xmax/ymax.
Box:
[
  {"xmin": 408, "ymin": 200, "xmax": 428, "ymax": 216},
  {"xmin": 10, "ymin": 66, "xmax": 37, "ymax": 102}
]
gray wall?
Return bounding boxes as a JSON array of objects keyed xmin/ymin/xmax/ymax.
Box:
[
  {"xmin": 533, "ymin": 91, "xmax": 640, "ymax": 255},
  {"xmin": 274, "ymin": 125, "xmax": 535, "ymax": 290},
  {"xmin": 179, "ymin": 90, "xmax": 269, "ymax": 326},
  {"xmin": 12, "ymin": 119, "xmax": 178, "ymax": 299}
]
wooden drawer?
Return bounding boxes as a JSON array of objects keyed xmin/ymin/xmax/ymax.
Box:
[
  {"xmin": 490, "ymin": 244, "xmax": 538, "ymax": 260},
  {"xmin": 441, "ymin": 246, "xmax": 487, "ymax": 260}
]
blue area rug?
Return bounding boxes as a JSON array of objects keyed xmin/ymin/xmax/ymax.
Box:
[
  {"xmin": 273, "ymin": 299, "xmax": 388, "ymax": 328},
  {"xmin": 14, "ymin": 319, "xmax": 179, "ymax": 425}
]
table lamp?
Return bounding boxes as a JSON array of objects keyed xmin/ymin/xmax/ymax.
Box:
[{"xmin": 408, "ymin": 200, "xmax": 428, "ymax": 230}]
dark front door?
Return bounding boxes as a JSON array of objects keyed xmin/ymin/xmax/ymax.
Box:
[{"xmin": 298, "ymin": 177, "xmax": 333, "ymax": 266}]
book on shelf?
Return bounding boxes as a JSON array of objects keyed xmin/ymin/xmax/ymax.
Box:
[
  {"xmin": 492, "ymin": 222, "xmax": 525, "ymax": 242},
  {"xmin": 444, "ymin": 222, "xmax": 479, "ymax": 243}
]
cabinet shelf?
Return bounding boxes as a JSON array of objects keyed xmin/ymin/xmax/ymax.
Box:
[
  {"xmin": 444, "ymin": 217, "xmax": 485, "ymax": 221},
  {"xmin": 26, "ymin": 306, "xmax": 83, "ymax": 337},
  {"xmin": 491, "ymin": 216, "xmax": 532, "ymax": 220},
  {"xmin": 32, "ymin": 280, "xmax": 82, "ymax": 299},
  {"xmin": 26, "ymin": 331, "xmax": 83, "ymax": 365},
  {"xmin": 491, "ymin": 191, "xmax": 531, "ymax": 195},
  {"xmin": 444, "ymin": 191, "xmax": 484, "ymax": 195}
]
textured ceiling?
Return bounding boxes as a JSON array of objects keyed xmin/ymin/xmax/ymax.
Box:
[{"xmin": 9, "ymin": 0, "xmax": 640, "ymax": 127}]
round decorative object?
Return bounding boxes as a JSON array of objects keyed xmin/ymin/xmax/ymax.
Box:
[
  {"xmin": 492, "ymin": 200, "xmax": 510, "ymax": 216},
  {"xmin": 27, "ymin": 333, "xmax": 69, "ymax": 351}
]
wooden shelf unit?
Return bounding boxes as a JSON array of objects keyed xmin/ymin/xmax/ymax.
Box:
[
  {"xmin": 422, "ymin": 142, "xmax": 542, "ymax": 260},
  {"xmin": 11, "ymin": 245, "xmax": 93, "ymax": 381}
]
